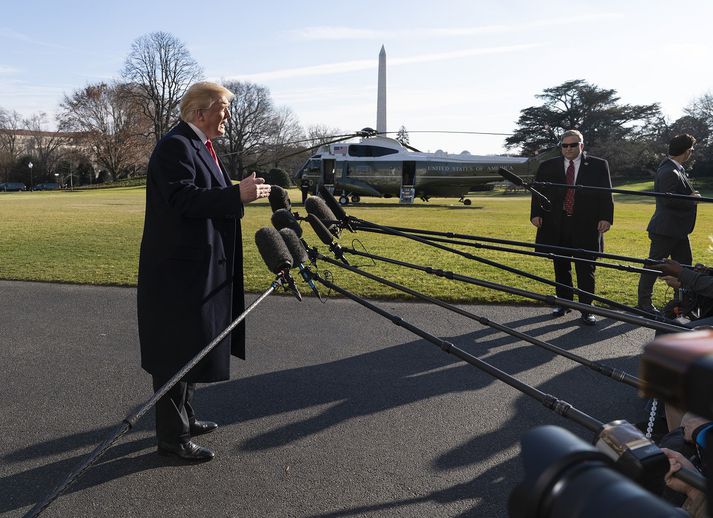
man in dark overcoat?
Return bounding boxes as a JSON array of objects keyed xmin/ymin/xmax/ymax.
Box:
[
  {"xmin": 530, "ymin": 129, "xmax": 614, "ymax": 325},
  {"xmin": 137, "ymin": 81, "xmax": 270, "ymax": 461},
  {"xmin": 637, "ymin": 134, "xmax": 699, "ymax": 313}
]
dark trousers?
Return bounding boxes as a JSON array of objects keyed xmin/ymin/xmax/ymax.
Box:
[
  {"xmin": 552, "ymin": 214, "xmax": 596, "ymax": 306},
  {"xmin": 637, "ymin": 233, "xmax": 693, "ymax": 305},
  {"xmin": 152, "ymin": 375, "xmax": 196, "ymax": 445}
]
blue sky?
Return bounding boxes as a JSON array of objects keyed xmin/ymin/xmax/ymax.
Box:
[{"xmin": 2, "ymin": 0, "xmax": 712, "ymax": 154}]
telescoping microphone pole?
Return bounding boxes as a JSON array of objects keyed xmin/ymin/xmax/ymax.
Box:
[
  {"xmin": 353, "ymin": 227, "xmax": 663, "ymax": 277},
  {"xmin": 533, "ymin": 181, "xmax": 713, "ymax": 203},
  {"xmin": 294, "ymin": 231, "xmax": 701, "ymax": 493},
  {"xmin": 311, "ymin": 187, "xmax": 673, "ymax": 321},
  {"xmin": 339, "ymin": 246, "xmax": 688, "ymax": 335},
  {"xmin": 327, "ymin": 208, "xmax": 663, "ymax": 321},
  {"xmin": 313, "ymin": 250, "xmax": 641, "ymax": 389},
  {"xmin": 26, "ymin": 269, "xmax": 289, "ymax": 518},
  {"xmin": 350, "ymin": 222, "xmax": 689, "ymax": 269},
  {"xmin": 312, "ymin": 269, "xmax": 603, "ymax": 430},
  {"xmin": 499, "ymin": 167, "xmax": 713, "ymax": 204},
  {"xmin": 304, "ymin": 267, "xmax": 705, "ymax": 493},
  {"xmin": 315, "ymin": 177, "xmax": 693, "ymax": 271}
]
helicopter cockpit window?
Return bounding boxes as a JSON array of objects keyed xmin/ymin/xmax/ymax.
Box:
[
  {"xmin": 348, "ymin": 144, "xmax": 398, "ymax": 157},
  {"xmin": 307, "ymin": 159, "xmax": 321, "ymax": 172}
]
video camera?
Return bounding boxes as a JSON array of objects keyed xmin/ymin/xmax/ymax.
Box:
[{"xmin": 509, "ymin": 330, "xmax": 713, "ymax": 517}]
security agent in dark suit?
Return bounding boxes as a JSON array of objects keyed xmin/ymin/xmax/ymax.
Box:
[
  {"xmin": 530, "ymin": 130, "xmax": 614, "ymax": 325},
  {"xmin": 637, "ymin": 134, "xmax": 699, "ymax": 313},
  {"xmin": 137, "ymin": 82, "xmax": 270, "ymax": 462}
]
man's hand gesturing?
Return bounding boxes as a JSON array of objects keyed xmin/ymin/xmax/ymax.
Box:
[{"xmin": 239, "ymin": 172, "xmax": 271, "ymax": 204}]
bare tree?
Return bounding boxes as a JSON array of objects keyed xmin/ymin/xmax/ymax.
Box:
[
  {"xmin": 685, "ymin": 93, "xmax": 713, "ymax": 175},
  {"xmin": 0, "ymin": 107, "xmax": 24, "ymax": 182},
  {"xmin": 23, "ymin": 112, "xmax": 67, "ymax": 186},
  {"xmin": 59, "ymin": 82, "xmax": 151, "ymax": 180},
  {"xmin": 305, "ymin": 124, "xmax": 345, "ymax": 149},
  {"xmin": 219, "ymin": 81, "xmax": 276, "ymax": 179},
  {"xmin": 265, "ymin": 106, "xmax": 305, "ymax": 171},
  {"xmin": 122, "ymin": 31, "xmax": 203, "ymax": 143}
]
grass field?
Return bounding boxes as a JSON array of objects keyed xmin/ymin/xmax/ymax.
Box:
[{"xmin": 2, "ymin": 184, "xmax": 713, "ymax": 307}]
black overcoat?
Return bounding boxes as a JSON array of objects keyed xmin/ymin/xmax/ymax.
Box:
[
  {"xmin": 137, "ymin": 121, "xmax": 245, "ymax": 382},
  {"xmin": 530, "ymin": 153, "xmax": 614, "ymax": 254}
]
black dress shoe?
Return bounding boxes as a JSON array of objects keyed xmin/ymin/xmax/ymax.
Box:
[
  {"xmin": 157, "ymin": 441, "xmax": 214, "ymax": 461},
  {"xmin": 551, "ymin": 307, "xmax": 572, "ymax": 317},
  {"xmin": 580, "ymin": 313, "xmax": 597, "ymax": 326},
  {"xmin": 190, "ymin": 420, "xmax": 218, "ymax": 436}
]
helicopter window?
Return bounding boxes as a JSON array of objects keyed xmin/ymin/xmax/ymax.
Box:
[
  {"xmin": 348, "ymin": 144, "xmax": 398, "ymax": 157},
  {"xmin": 307, "ymin": 159, "xmax": 321, "ymax": 172}
]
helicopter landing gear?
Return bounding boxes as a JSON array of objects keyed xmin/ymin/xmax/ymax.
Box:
[
  {"xmin": 420, "ymin": 195, "xmax": 431, "ymax": 202},
  {"xmin": 338, "ymin": 195, "xmax": 349, "ymax": 205},
  {"xmin": 350, "ymin": 194, "xmax": 360, "ymax": 204},
  {"xmin": 459, "ymin": 196, "xmax": 472, "ymax": 206}
]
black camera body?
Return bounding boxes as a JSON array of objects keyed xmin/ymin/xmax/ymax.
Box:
[
  {"xmin": 510, "ymin": 330, "xmax": 713, "ymax": 517},
  {"xmin": 509, "ymin": 426, "xmax": 680, "ymax": 518}
]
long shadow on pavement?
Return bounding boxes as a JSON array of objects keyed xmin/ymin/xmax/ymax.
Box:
[{"xmin": 1, "ymin": 310, "xmax": 645, "ymax": 516}]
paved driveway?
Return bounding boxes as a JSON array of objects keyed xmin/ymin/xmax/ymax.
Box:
[{"xmin": 0, "ymin": 280, "xmax": 655, "ymax": 517}]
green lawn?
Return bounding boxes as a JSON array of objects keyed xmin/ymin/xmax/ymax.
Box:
[{"xmin": 2, "ymin": 185, "xmax": 712, "ymax": 307}]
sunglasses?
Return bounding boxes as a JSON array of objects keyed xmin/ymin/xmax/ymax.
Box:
[{"xmin": 561, "ymin": 142, "xmax": 581, "ymax": 149}]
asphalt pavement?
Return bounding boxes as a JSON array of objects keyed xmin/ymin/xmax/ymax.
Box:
[{"xmin": 0, "ymin": 280, "xmax": 657, "ymax": 517}]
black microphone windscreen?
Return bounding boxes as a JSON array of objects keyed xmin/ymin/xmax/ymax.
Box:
[
  {"xmin": 304, "ymin": 196, "xmax": 337, "ymax": 224},
  {"xmin": 498, "ymin": 168, "xmax": 524, "ymax": 186},
  {"xmin": 318, "ymin": 184, "xmax": 348, "ymax": 222},
  {"xmin": 306, "ymin": 213, "xmax": 335, "ymax": 245},
  {"xmin": 268, "ymin": 185, "xmax": 291, "ymax": 213},
  {"xmin": 255, "ymin": 227, "xmax": 293, "ymax": 274},
  {"xmin": 271, "ymin": 209, "xmax": 303, "ymax": 237},
  {"xmin": 279, "ymin": 228, "xmax": 309, "ymax": 265}
]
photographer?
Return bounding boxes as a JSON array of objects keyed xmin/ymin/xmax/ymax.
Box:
[
  {"xmin": 650, "ymin": 259, "xmax": 713, "ymax": 327},
  {"xmin": 662, "ymin": 447, "xmax": 708, "ymax": 517},
  {"xmin": 658, "ymin": 412, "xmax": 711, "ymax": 509}
]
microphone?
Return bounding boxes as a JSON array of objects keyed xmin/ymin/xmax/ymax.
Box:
[
  {"xmin": 271, "ymin": 208, "xmax": 303, "ymax": 238},
  {"xmin": 497, "ymin": 168, "xmax": 551, "ymax": 212},
  {"xmin": 318, "ymin": 184, "xmax": 354, "ymax": 231},
  {"xmin": 279, "ymin": 228, "xmax": 322, "ymax": 300},
  {"xmin": 305, "ymin": 195, "xmax": 340, "ymax": 237},
  {"xmin": 306, "ymin": 213, "xmax": 349, "ymax": 265},
  {"xmin": 268, "ymin": 185, "xmax": 291, "ymax": 213},
  {"xmin": 254, "ymin": 227, "xmax": 302, "ymax": 301}
]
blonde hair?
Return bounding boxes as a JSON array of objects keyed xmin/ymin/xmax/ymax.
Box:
[
  {"xmin": 560, "ymin": 129, "xmax": 584, "ymax": 145},
  {"xmin": 180, "ymin": 82, "xmax": 234, "ymax": 123}
]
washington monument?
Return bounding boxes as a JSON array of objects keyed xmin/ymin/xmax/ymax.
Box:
[{"xmin": 377, "ymin": 45, "xmax": 386, "ymax": 134}]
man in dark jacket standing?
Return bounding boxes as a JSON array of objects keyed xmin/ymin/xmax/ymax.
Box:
[
  {"xmin": 637, "ymin": 134, "xmax": 699, "ymax": 313},
  {"xmin": 137, "ymin": 82, "xmax": 270, "ymax": 461},
  {"xmin": 530, "ymin": 129, "xmax": 614, "ymax": 325}
]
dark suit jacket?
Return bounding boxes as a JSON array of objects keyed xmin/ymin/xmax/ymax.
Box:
[
  {"xmin": 137, "ymin": 121, "xmax": 245, "ymax": 383},
  {"xmin": 530, "ymin": 153, "xmax": 614, "ymax": 253},
  {"xmin": 646, "ymin": 158, "xmax": 697, "ymax": 238}
]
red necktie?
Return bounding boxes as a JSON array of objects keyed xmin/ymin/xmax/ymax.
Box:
[
  {"xmin": 205, "ymin": 140, "xmax": 220, "ymax": 169},
  {"xmin": 564, "ymin": 160, "xmax": 575, "ymax": 215}
]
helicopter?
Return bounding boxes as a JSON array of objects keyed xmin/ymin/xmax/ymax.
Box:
[
  {"xmin": 293, "ymin": 127, "xmax": 542, "ymax": 205},
  {"xmin": 292, "ymin": 46, "xmax": 546, "ymax": 205}
]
